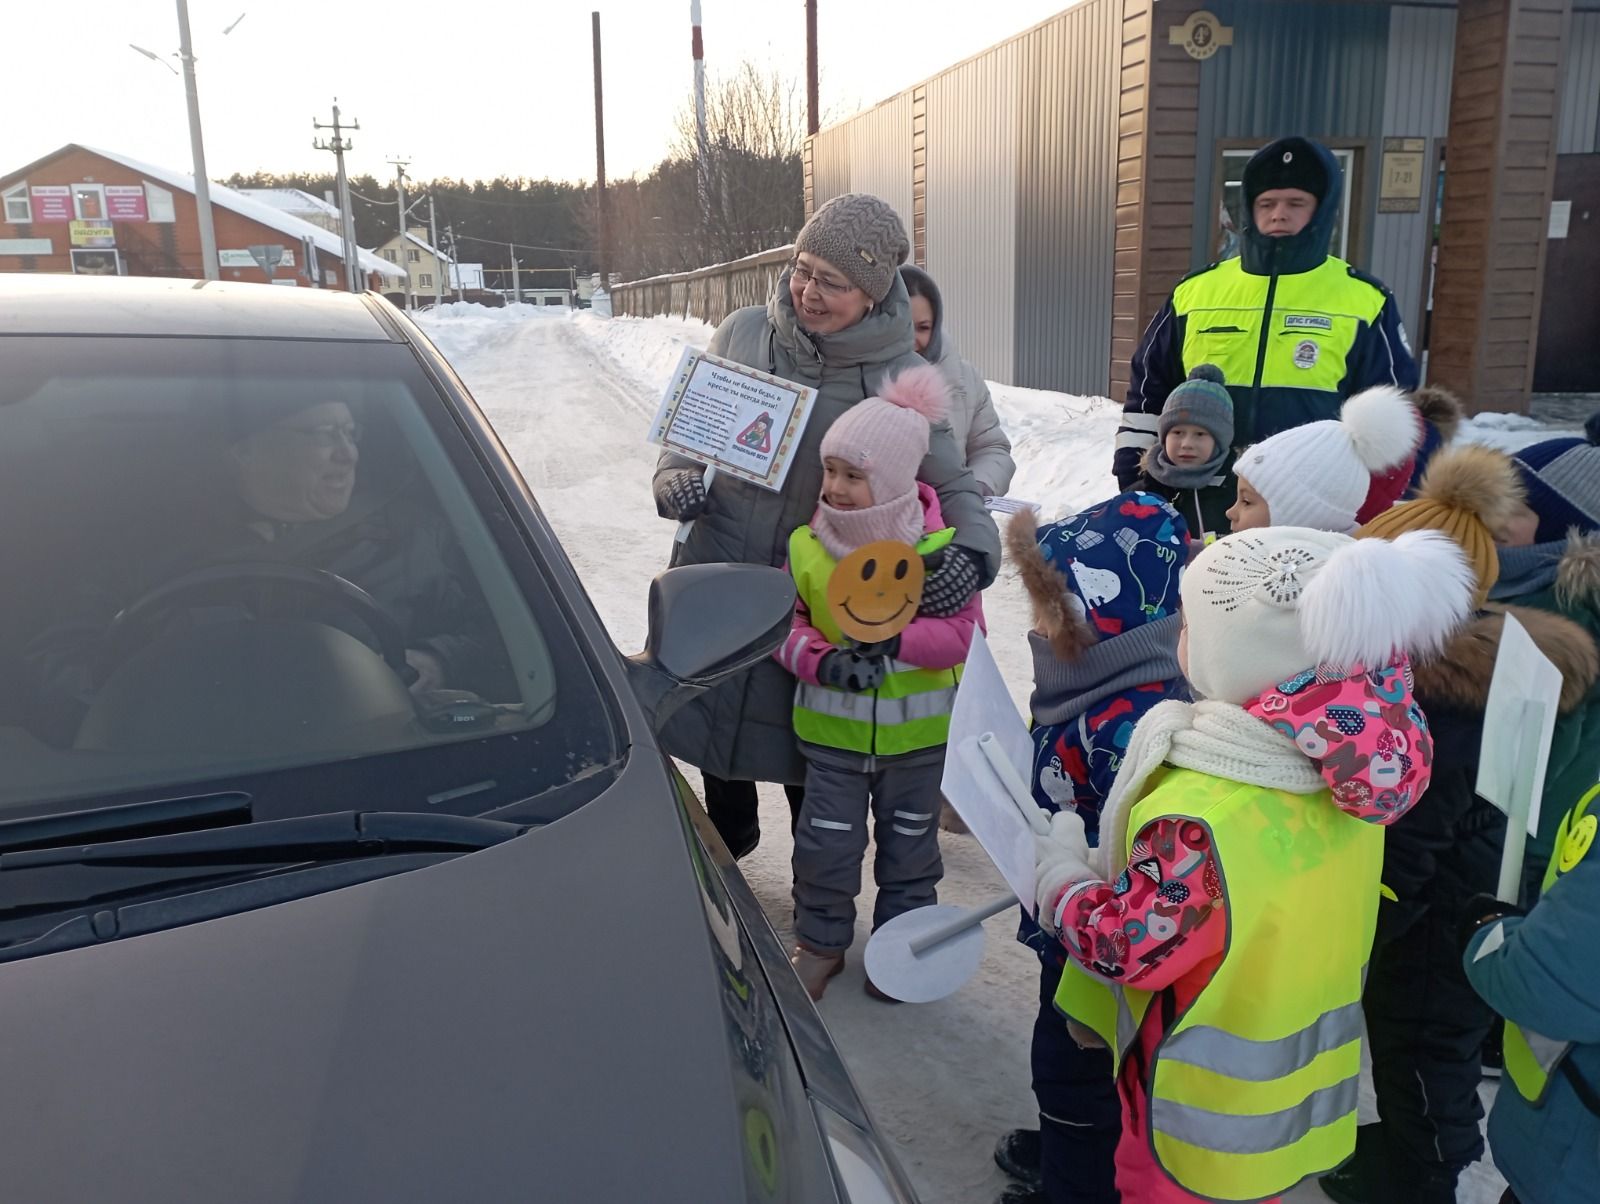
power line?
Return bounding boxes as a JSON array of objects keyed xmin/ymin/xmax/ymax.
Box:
[{"xmin": 453, "ymin": 233, "xmax": 594, "ymax": 256}]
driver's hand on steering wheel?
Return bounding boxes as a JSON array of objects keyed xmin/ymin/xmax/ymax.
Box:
[{"xmin": 404, "ymin": 648, "xmax": 446, "ymax": 694}]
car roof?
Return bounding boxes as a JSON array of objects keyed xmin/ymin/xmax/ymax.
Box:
[{"xmin": 0, "ymin": 275, "xmax": 399, "ymax": 342}]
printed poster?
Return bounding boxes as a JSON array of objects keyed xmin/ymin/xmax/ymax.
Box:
[{"xmin": 648, "ymin": 347, "xmax": 815, "ymax": 492}]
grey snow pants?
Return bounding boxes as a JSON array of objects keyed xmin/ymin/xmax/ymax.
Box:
[{"xmin": 792, "ymin": 756, "xmax": 944, "ymax": 953}]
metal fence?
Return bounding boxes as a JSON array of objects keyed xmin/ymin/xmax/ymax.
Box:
[{"xmin": 610, "ymin": 245, "xmax": 793, "ymax": 328}]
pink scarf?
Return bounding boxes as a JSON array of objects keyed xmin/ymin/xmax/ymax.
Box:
[{"xmin": 810, "ymin": 490, "xmax": 925, "ymax": 561}]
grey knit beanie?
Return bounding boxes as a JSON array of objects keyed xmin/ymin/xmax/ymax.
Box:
[
  {"xmin": 1158, "ymin": 363, "xmax": 1234, "ymax": 448},
  {"xmin": 794, "ymin": 194, "xmax": 910, "ymax": 302}
]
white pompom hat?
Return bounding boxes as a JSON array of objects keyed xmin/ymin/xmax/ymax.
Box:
[
  {"xmin": 1232, "ymin": 386, "xmax": 1420, "ymax": 533},
  {"xmin": 1182, "ymin": 526, "xmax": 1475, "ymax": 704}
]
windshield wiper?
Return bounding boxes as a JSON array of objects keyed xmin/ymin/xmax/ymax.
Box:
[
  {"xmin": 0, "ymin": 791, "xmax": 252, "ymax": 855},
  {"xmin": 0, "ymin": 811, "xmax": 524, "ymax": 871}
]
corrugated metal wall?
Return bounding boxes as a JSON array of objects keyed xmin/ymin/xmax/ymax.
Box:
[
  {"xmin": 1560, "ymin": 12, "xmax": 1600, "ymax": 153},
  {"xmin": 926, "ymin": 40, "xmax": 1021, "ymax": 385},
  {"xmin": 846, "ymin": 94, "xmax": 915, "ymax": 233},
  {"xmin": 1192, "ymin": 0, "xmax": 1391, "ymax": 271},
  {"xmin": 1373, "ymin": 5, "xmax": 1456, "ymax": 339},
  {"xmin": 1013, "ymin": 0, "xmax": 1120, "ymax": 394},
  {"xmin": 810, "ymin": 126, "xmax": 852, "ymax": 205}
]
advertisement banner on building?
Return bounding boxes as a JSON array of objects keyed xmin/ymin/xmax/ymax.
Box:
[
  {"xmin": 105, "ymin": 185, "xmax": 149, "ymax": 222},
  {"xmin": 70, "ymin": 221, "xmax": 116, "ymax": 248},
  {"xmin": 220, "ymin": 248, "xmax": 296, "ymax": 269},
  {"xmin": 29, "ymin": 186, "xmax": 73, "ymax": 223},
  {"xmin": 0, "ymin": 238, "xmax": 53, "ymax": 255}
]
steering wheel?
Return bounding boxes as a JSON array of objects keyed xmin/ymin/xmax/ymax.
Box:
[{"xmin": 104, "ymin": 561, "xmax": 413, "ymax": 683}]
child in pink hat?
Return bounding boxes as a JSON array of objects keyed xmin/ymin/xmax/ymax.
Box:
[{"xmin": 774, "ymin": 363, "xmax": 987, "ymax": 1002}]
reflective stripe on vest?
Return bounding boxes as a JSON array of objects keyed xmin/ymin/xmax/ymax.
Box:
[
  {"xmin": 1504, "ymin": 783, "xmax": 1599, "ymax": 1104},
  {"xmin": 788, "ymin": 524, "xmax": 960, "ymax": 757},
  {"xmin": 1053, "ymin": 766, "xmax": 1382, "ymax": 1201}
]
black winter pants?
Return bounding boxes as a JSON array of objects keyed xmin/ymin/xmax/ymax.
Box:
[
  {"xmin": 701, "ymin": 773, "xmax": 805, "ymax": 857},
  {"xmin": 1364, "ymin": 814, "xmax": 1504, "ymax": 1179},
  {"xmin": 1033, "ymin": 957, "xmax": 1120, "ymax": 1204}
]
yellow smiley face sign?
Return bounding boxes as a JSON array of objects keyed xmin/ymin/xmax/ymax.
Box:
[{"xmin": 826, "ymin": 540, "xmax": 924, "ymax": 643}]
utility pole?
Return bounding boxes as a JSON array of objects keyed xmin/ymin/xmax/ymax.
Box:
[
  {"xmin": 447, "ymin": 224, "xmax": 463, "ymax": 299},
  {"xmin": 509, "ymin": 243, "xmax": 522, "ymax": 304},
  {"xmin": 174, "ymin": 0, "xmax": 219, "ymax": 280},
  {"xmin": 690, "ymin": 0, "xmax": 711, "ymax": 234},
  {"xmin": 591, "ymin": 11, "xmax": 610, "ymax": 303},
  {"xmin": 313, "ymin": 100, "xmax": 362, "ymax": 292},
  {"xmin": 428, "ymin": 194, "xmax": 444, "ymax": 310},
  {"xmin": 806, "ymin": 0, "xmax": 819, "ymax": 137},
  {"xmin": 388, "ymin": 157, "xmax": 411, "ymax": 310}
]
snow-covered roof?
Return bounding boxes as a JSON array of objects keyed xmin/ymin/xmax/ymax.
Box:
[
  {"xmin": 236, "ymin": 187, "xmax": 342, "ymax": 220},
  {"xmin": 78, "ymin": 146, "xmax": 405, "ymax": 281},
  {"xmin": 380, "ymin": 229, "xmax": 453, "ymax": 265}
]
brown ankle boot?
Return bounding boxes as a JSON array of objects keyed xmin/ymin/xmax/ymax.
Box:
[{"xmin": 789, "ymin": 944, "xmax": 845, "ymax": 1001}]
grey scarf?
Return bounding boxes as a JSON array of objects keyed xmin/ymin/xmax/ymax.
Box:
[{"xmin": 1142, "ymin": 441, "xmax": 1230, "ymax": 491}]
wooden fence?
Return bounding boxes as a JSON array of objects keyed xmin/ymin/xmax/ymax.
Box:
[{"xmin": 609, "ymin": 245, "xmax": 793, "ymax": 328}]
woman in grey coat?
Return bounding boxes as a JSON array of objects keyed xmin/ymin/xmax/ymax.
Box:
[
  {"xmin": 652, "ymin": 194, "xmax": 1001, "ymax": 857},
  {"xmin": 901, "ymin": 265, "xmax": 1016, "ymax": 498}
]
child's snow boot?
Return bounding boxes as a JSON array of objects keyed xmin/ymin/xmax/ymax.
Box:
[
  {"xmin": 789, "ymin": 944, "xmax": 844, "ymax": 1002},
  {"xmin": 993, "ymin": 1128, "xmax": 1042, "ymax": 1188}
]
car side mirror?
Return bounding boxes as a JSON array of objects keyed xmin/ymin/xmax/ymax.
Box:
[{"xmin": 628, "ymin": 563, "xmax": 796, "ymax": 730}]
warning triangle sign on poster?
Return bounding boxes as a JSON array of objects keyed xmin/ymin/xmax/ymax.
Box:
[{"xmin": 735, "ymin": 412, "xmax": 774, "ymax": 453}]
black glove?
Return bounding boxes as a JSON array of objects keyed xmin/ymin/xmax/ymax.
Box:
[
  {"xmin": 1458, "ymin": 892, "xmax": 1526, "ymax": 955},
  {"xmin": 847, "ymin": 635, "xmax": 901, "ymax": 660},
  {"xmin": 655, "ymin": 468, "xmax": 710, "ymax": 521},
  {"xmin": 818, "ymin": 650, "xmax": 886, "ymax": 693},
  {"xmin": 919, "ymin": 544, "xmax": 981, "ymax": 617}
]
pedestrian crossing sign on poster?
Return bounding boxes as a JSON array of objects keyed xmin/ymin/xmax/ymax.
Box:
[{"xmin": 649, "ymin": 347, "xmax": 815, "ymax": 492}]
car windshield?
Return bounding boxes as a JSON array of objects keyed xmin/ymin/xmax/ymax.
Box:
[{"xmin": 0, "ymin": 334, "xmax": 618, "ymax": 822}]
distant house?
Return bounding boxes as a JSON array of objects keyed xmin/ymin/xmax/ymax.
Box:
[
  {"xmin": 235, "ymin": 187, "xmax": 343, "ymax": 236},
  {"xmin": 373, "ymin": 227, "xmax": 457, "ymax": 306},
  {"xmin": 0, "ymin": 144, "xmax": 403, "ymax": 288}
]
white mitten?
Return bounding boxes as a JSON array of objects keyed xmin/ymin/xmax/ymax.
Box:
[{"xmin": 1033, "ymin": 808, "xmax": 1097, "ymax": 936}]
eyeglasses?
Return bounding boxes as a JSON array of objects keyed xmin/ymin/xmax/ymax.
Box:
[
  {"xmin": 790, "ymin": 260, "xmax": 856, "ymax": 297},
  {"xmin": 277, "ymin": 421, "xmax": 363, "ymax": 449}
]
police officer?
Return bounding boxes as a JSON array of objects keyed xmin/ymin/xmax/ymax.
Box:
[{"xmin": 1114, "ymin": 136, "xmax": 1419, "ymax": 530}]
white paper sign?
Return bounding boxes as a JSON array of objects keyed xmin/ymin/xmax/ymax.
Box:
[
  {"xmin": 648, "ymin": 347, "xmax": 816, "ymax": 493},
  {"xmin": 1549, "ymin": 200, "xmax": 1572, "ymax": 240},
  {"xmin": 941, "ymin": 629, "xmax": 1042, "ymax": 908},
  {"xmin": 984, "ymin": 496, "xmax": 1041, "ymax": 517},
  {"xmin": 1477, "ymin": 611, "xmax": 1561, "ymax": 837}
]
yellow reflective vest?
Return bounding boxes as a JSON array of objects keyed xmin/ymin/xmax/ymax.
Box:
[
  {"xmin": 788, "ymin": 525, "xmax": 962, "ymax": 758},
  {"xmin": 1503, "ymin": 783, "xmax": 1600, "ymax": 1105},
  {"xmin": 1172, "ymin": 255, "xmax": 1395, "ymax": 446},
  {"xmin": 1055, "ymin": 766, "xmax": 1383, "ymax": 1202}
]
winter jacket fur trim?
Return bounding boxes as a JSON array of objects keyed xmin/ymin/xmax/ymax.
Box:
[
  {"xmin": 1413, "ymin": 605, "xmax": 1600, "ymax": 716},
  {"xmin": 1556, "ymin": 530, "xmax": 1600, "ymax": 615}
]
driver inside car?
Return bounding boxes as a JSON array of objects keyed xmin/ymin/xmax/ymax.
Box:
[{"xmin": 24, "ymin": 395, "xmax": 505, "ymax": 743}]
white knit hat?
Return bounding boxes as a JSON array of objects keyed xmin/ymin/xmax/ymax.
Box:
[
  {"xmin": 1182, "ymin": 526, "xmax": 1474, "ymax": 704},
  {"xmin": 1232, "ymin": 386, "xmax": 1420, "ymax": 533}
]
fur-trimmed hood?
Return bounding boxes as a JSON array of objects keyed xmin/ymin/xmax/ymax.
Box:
[
  {"xmin": 1556, "ymin": 530, "xmax": 1600, "ymax": 614},
  {"xmin": 1413, "ymin": 603, "xmax": 1600, "ymax": 715},
  {"xmin": 1006, "ymin": 509, "xmax": 1096, "ymax": 660}
]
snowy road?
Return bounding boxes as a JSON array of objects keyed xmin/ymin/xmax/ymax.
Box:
[{"xmin": 419, "ymin": 305, "xmax": 1509, "ymax": 1204}]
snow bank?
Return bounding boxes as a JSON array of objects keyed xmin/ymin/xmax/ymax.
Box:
[{"xmin": 566, "ymin": 311, "xmax": 714, "ymax": 398}]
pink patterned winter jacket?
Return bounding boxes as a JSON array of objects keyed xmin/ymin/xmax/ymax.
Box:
[{"xmin": 1047, "ymin": 660, "xmax": 1431, "ymax": 991}]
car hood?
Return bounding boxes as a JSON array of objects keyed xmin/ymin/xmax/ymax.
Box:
[{"xmin": 0, "ymin": 754, "xmax": 822, "ymax": 1203}]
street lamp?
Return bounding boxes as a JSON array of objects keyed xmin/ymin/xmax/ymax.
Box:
[{"xmin": 130, "ymin": 1, "xmax": 221, "ymax": 280}]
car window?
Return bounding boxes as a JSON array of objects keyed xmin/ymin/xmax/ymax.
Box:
[{"xmin": 0, "ymin": 335, "xmax": 618, "ymax": 820}]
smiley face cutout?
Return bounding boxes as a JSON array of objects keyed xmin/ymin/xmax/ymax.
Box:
[{"xmin": 826, "ymin": 540, "xmax": 925, "ymax": 643}]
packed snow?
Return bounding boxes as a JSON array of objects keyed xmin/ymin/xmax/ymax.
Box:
[{"xmin": 416, "ymin": 302, "xmax": 1519, "ymax": 1204}]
